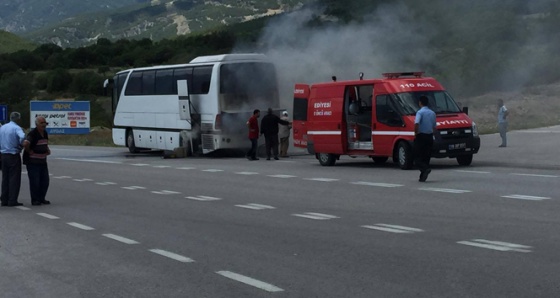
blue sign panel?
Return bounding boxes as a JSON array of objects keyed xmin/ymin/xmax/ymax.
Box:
[
  {"xmin": 30, "ymin": 101, "xmax": 90, "ymax": 135},
  {"xmin": 0, "ymin": 105, "xmax": 7, "ymax": 123}
]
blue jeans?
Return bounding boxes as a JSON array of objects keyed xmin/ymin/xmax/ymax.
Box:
[{"xmin": 26, "ymin": 163, "xmax": 50, "ymax": 203}]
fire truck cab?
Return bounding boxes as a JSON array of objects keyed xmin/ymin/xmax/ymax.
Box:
[{"xmin": 292, "ymin": 72, "xmax": 480, "ymax": 169}]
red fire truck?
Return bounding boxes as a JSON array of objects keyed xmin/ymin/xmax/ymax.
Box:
[{"xmin": 292, "ymin": 72, "xmax": 480, "ymax": 169}]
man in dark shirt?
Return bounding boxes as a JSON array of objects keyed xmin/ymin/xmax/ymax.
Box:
[
  {"xmin": 23, "ymin": 116, "xmax": 51, "ymax": 205},
  {"xmin": 260, "ymin": 108, "xmax": 290, "ymax": 160}
]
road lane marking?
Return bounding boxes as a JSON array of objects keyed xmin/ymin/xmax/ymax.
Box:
[
  {"xmin": 202, "ymin": 169, "xmax": 224, "ymax": 172},
  {"xmin": 153, "ymin": 165, "xmax": 171, "ymax": 168},
  {"xmin": 362, "ymin": 224, "xmax": 424, "ymax": 234},
  {"xmin": 501, "ymin": 194, "xmax": 551, "ymax": 201},
  {"xmin": 216, "ymin": 271, "xmax": 284, "ymax": 293},
  {"xmin": 235, "ymin": 203, "xmax": 276, "ymax": 210},
  {"xmin": 510, "ymin": 173, "xmax": 558, "ymax": 178},
  {"xmin": 235, "ymin": 172, "xmax": 259, "ymax": 175},
  {"xmin": 73, "ymin": 178, "xmax": 93, "ymax": 182},
  {"xmin": 419, "ymin": 187, "xmax": 471, "ymax": 194},
  {"xmin": 352, "ymin": 181, "xmax": 403, "ymax": 188},
  {"xmin": 67, "ymin": 222, "xmax": 95, "ymax": 230},
  {"xmin": 455, "ymin": 170, "xmax": 491, "ymax": 174},
  {"xmin": 186, "ymin": 195, "xmax": 222, "ymax": 201},
  {"xmin": 304, "ymin": 178, "xmax": 339, "ymax": 182},
  {"xmin": 37, "ymin": 213, "xmax": 59, "ymax": 219},
  {"xmin": 53, "ymin": 176, "xmax": 72, "ymax": 179},
  {"xmin": 131, "ymin": 163, "xmax": 150, "ymax": 167},
  {"xmin": 149, "ymin": 249, "xmax": 194, "ymax": 263},
  {"xmin": 122, "ymin": 186, "xmax": 146, "ymax": 190},
  {"xmin": 267, "ymin": 174, "xmax": 297, "ymax": 178},
  {"xmin": 457, "ymin": 239, "xmax": 532, "ymax": 252},
  {"xmin": 102, "ymin": 234, "xmax": 139, "ymax": 244},
  {"xmin": 292, "ymin": 212, "xmax": 339, "ymax": 220},
  {"xmin": 16, "ymin": 206, "xmax": 30, "ymax": 211},
  {"xmin": 56, "ymin": 158, "xmax": 122, "ymax": 164},
  {"xmin": 151, "ymin": 190, "xmax": 181, "ymax": 195},
  {"xmin": 96, "ymin": 182, "xmax": 117, "ymax": 186},
  {"xmin": 176, "ymin": 167, "xmax": 196, "ymax": 170}
]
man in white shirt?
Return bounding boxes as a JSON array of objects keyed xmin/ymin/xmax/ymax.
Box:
[{"xmin": 497, "ymin": 99, "xmax": 509, "ymax": 147}]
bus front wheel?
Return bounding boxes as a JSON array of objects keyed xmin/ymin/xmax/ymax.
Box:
[{"xmin": 127, "ymin": 130, "xmax": 139, "ymax": 153}]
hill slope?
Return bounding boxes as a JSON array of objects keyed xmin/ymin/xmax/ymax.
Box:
[{"xmin": 0, "ymin": 30, "xmax": 34, "ymax": 53}]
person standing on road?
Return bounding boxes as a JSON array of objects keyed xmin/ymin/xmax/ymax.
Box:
[
  {"xmin": 246, "ymin": 109, "xmax": 260, "ymax": 161},
  {"xmin": 0, "ymin": 112, "xmax": 26, "ymax": 207},
  {"xmin": 278, "ymin": 111, "xmax": 292, "ymax": 158},
  {"xmin": 414, "ymin": 96, "xmax": 437, "ymax": 182},
  {"xmin": 497, "ymin": 99, "xmax": 509, "ymax": 147},
  {"xmin": 260, "ymin": 108, "xmax": 290, "ymax": 160},
  {"xmin": 23, "ymin": 116, "xmax": 51, "ymax": 206}
]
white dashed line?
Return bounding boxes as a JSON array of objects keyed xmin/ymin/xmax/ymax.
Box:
[
  {"xmin": 216, "ymin": 271, "xmax": 284, "ymax": 293},
  {"xmin": 153, "ymin": 165, "xmax": 172, "ymax": 168},
  {"xmin": 292, "ymin": 212, "xmax": 339, "ymax": 220},
  {"xmin": 419, "ymin": 187, "xmax": 471, "ymax": 194},
  {"xmin": 235, "ymin": 172, "xmax": 259, "ymax": 175},
  {"xmin": 149, "ymin": 249, "xmax": 194, "ymax": 263},
  {"xmin": 501, "ymin": 194, "xmax": 551, "ymax": 201},
  {"xmin": 235, "ymin": 203, "xmax": 276, "ymax": 210},
  {"xmin": 131, "ymin": 163, "xmax": 150, "ymax": 167},
  {"xmin": 53, "ymin": 176, "xmax": 72, "ymax": 179},
  {"xmin": 102, "ymin": 234, "xmax": 139, "ymax": 245},
  {"xmin": 56, "ymin": 158, "xmax": 122, "ymax": 164},
  {"xmin": 351, "ymin": 181, "xmax": 403, "ymax": 188},
  {"xmin": 122, "ymin": 186, "xmax": 146, "ymax": 190},
  {"xmin": 362, "ymin": 224, "xmax": 424, "ymax": 234},
  {"xmin": 151, "ymin": 190, "xmax": 181, "ymax": 195},
  {"xmin": 37, "ymin": 213, "xmax": 59, "ymax": 219},
  {"xmin": 304, "ymin": 178, "xmax": 339, "ymax": 182},
  {"xmin": 267, "ymin": 174, "xmax": 297, "ymax": 178},
  {"xmin": 16, "ymin": 206, "xmax": 30, "ymax": 211},
  {"xmin": 203, "ymin": 169, "xmax": 224, "ymax": 172},
  {"xmin": 73, "ymin": 178, "xmax": 93, "ymax": 182},
  {"xmin": 67, "ymin": 222, "xmax": 95, "ymax": 230},
  {"xmin": 186, "ymin": 195, "xmax": 222, "ymax": 201},
  {"xmin": 176, "ymin": 167, "xmax": 196, "ymax": 170},
  {"xmin": 455, "ymin": 170, "xmax": 491, "ymax": 174},
  {"xmin": 457, "ymin": 239, "xmax": 532, "ymax": 253},
  {"xmin": 510, "ymin": 173, "xmax": 558, "ymax": 178},
  {"xmin": 96, "ymin": 182, "xmax": 117, "ymax": 186}
]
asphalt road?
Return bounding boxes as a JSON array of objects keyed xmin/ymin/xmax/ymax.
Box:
[{"xmin": 1, "ymin": 126, "xmax": 559, "ymax": 297}]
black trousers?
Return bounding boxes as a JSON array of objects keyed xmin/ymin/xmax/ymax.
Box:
[
  {"xmin": 246, "ymin": 138, "xmax": 258, "ymax": 159},
  {"xmin": 27, "ymin": 163, "xmax": 50, "ymax": 203},
  {"xmin": 1, "ymin": 154, "xmax": 22, "ymax": 204},
  {"xmin": 414, "ymin": 133, "xmax": 433, "ymax": 173},
  {"xmin": 264, "ymin": 134, "xmax": 279, "ymax": 158}
]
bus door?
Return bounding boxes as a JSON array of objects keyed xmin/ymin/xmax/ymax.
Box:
[{"xmin": 292, "ymin": 84, "xmax": 310, "ymax": 152}]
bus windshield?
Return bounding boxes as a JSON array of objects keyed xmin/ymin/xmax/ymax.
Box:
[
  {"xmin": 392, "ymin": 91, "xmax": 461, "ymax": 115},
  {"xmin": 220, "ymin": 62, "xmax": 279, "ymax": 111}
]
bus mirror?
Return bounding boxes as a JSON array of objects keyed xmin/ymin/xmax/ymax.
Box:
[
  {"xmin": 178, "ymin": 80, "xmax": 192, "ymax": 122},
  {"xmin": 462, "ymin": 106, "xmax": 469, "ymax": 115},
  {"xmin": 103, "ymin": 79, "xmax": 114, "ymax": 96}
]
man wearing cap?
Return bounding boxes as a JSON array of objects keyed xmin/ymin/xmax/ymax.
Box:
[
  {"xmin": 0, "ymin": 112, "xmax": 26, "ymax": 207},
  {"xmin": 260, "ymin": 108, "xmax": 290, "ymax": 160},
  {"xmin": 278, "ymin": 111, "xmax": 292, "ymax": 157}
]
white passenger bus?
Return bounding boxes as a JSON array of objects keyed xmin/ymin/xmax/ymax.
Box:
[{"xmin": 104, "ymin": 54, "xmax": 280, "ymax": 155}]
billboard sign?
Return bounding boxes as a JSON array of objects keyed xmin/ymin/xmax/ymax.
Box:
[{"xmin": 30, "ymin": 101, "xmax": 90, "ymax": 135}]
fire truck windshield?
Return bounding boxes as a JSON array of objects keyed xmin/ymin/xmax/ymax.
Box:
[{"xmin": 393, "ymin": 91, "xmax": 461, "ymax": 115}]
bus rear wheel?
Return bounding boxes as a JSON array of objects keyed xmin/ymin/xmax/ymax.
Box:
[
  {"xmin": 127, "ymin": 130, "xmax": 139, "ymax": 153},
  {"xmin": 318, "ymin": 153, "xmax": 336, "ymax": 166}
]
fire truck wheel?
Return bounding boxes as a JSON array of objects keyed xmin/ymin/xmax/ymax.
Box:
[
  {"xmin": 372, "ymin": 157, "xmax": 389, "ymax": 164},
  {"xmin": 318, "ymin": 153, "xmax": 336, "ymax": 166},
  {"xmin": 456, "ymin": 154, "xmax": 473, "ymax": 166},
  {"xmin": 397, "ymin": 142, "xmax": 413, "ymax": 170},
  {"xmin": 127, "ymin": 130, "xmax": 140, "ymax": 153}
]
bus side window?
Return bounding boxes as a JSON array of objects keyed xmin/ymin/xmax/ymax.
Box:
[
  {"xmin": 192, "ymin": 66, "xmax": 213, "ymax": 94},
  {"xmin": 125, "ymin": 71, "xmax": 143, "ymax": 96},
  {"xmin": 142, "ymin": 70, "xmax": 156, "ymax": 95},
  {"xmin": 155, "ymin": 69, "xmax": 174, "ymax": 95},
  {"xmin": 173, "ymin": 67, "xmax": 193, "ymax": 94}
]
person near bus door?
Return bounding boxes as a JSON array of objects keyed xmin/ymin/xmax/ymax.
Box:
[
  {"xmin": 23, "ymin": 116, "xmax": 51, "ymax": 205},
  {"xmin": 414, "ymin": 96, "xmax": 437, "ymax": 182},
  {"xmin": 260, "ymin": 108, "xmax": 291, "ymax": 160},
  {"xmin": 246, "ymin": 109, "xmax": 260, "ymax": 161},
  {"xmin": 278, "ymin": 111, "xmax": 292, "ymax": 157}
]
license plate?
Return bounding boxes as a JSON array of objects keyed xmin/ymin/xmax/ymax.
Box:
[{"xmin": 449, "ymin": 143, "xmax": 466, "ymax": 150}]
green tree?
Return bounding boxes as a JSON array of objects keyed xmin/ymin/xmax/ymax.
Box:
[
  {"xmin": 0, "ymin": 71, "xmax": 36, "ymax": 104},
  {"xmin": 46, "ymin": 68, "xmax": 72, "ymax": 93}
]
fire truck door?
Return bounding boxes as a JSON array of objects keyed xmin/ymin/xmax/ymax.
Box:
[
  {"xmin": 372, "ymin": 94, "xmax": 404, "ymax": 155},
  {"xmin": 293, "ymin": 85, "xmax": 310, "ymax": 151}
]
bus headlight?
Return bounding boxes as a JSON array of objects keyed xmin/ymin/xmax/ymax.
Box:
[{"xmin": 472, "ymin": 122, "xmax": 479, "ymax": 137}]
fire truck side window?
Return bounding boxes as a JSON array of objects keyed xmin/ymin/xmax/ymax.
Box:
[{"xmin": 376, "ymin": 95, "xmax": 401, "ymax": 126}]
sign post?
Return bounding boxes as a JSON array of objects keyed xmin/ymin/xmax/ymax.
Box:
[{"xmin": 30, "ymin": 101, "xmax": 90, "ymax": 134}]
